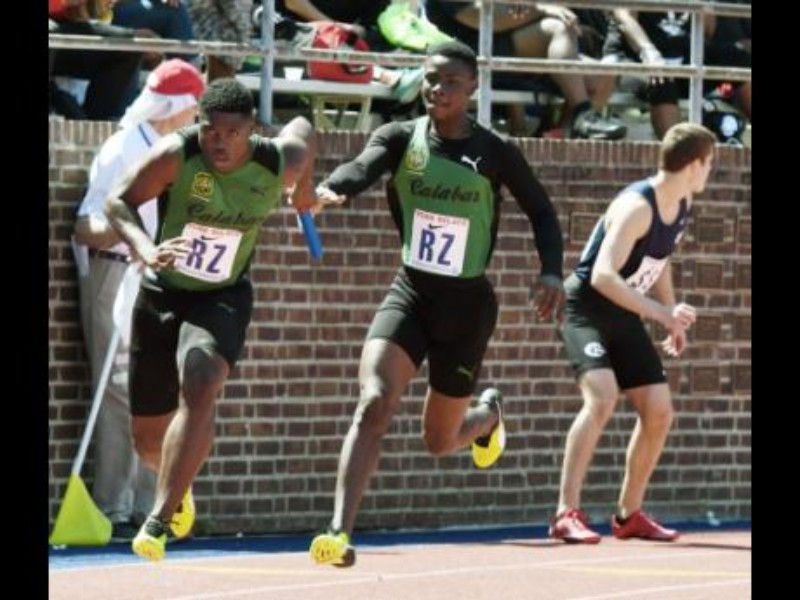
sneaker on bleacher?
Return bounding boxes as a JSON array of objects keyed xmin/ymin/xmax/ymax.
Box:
[
  {"xmin": 569, "ymin": 107, "xmax": 627, "ymax": 140},
  {"xmin": 392, "ymin": 67, "xmax": 425, "ymax": 105}
]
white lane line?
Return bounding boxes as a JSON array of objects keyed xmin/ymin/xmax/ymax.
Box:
[
  {"xmin": 567, "ymin": 578, "xmax": 752, "ymax": 600},
  {"xmin": 161, "ymin": 549, "xmax": 748, "ymax": 600}
]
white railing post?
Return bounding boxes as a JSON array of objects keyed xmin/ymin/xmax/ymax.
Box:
[
  {"xmin": 688, "ymin": 6, "xmax": 707, "ymax": 124},
  {"xmin": 477, "ymin": 0, "xmax": 495, "ymax": 127},
  {"xmin": 47, "ymin": 1, "xmax": 751, "ymax": 132},
  {"xmin": 259, "ymin": 0, "xmax": 276, "ymax": 126}
]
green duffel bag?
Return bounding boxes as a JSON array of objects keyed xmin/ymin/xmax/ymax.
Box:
[{"xmin": 377, "ymin": 2, "xmax": 453, "ymax": 53}]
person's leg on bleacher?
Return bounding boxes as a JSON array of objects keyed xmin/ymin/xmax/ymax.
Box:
[{"xmin": 186, "ymin": 0, "xmax": 253, "ymax": 82}]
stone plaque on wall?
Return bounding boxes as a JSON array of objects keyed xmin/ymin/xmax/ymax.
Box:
[
  {"xmin": 691, "ymin": 365, "xmax": 721, "ymax": 394},
  {"xmin": 733, "ymin": 364, "xmax": 751, "ymax": 394},
  {"xmin": 734, "ymin": 314, "xmax": 751, "ymax": 341},
  {"xmin": 569, "ymin": 213, "xmax": 601, "ymax": 245},
  {"xmin": 694, "ymin": 315, "xmax": 723, "ymax": 342},
  {"xmin": 737, "ymin": 216, "xmax": 751, "ymax": 245},
  {"xmin": 735, "ymin": 263, "xmax": 751, "ymax": 290},
  {"xmin": 695, "ymin": 261, "xmax": 724, "ymax": 290},
  {"xmin": 694, "ymin": 216, "xmax": 726, "ymax": 244}
]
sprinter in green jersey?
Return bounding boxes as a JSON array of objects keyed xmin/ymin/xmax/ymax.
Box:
[
  {"xmin": 106, "ymin": 78, "xmax": 318, "ymax": 561},
  {"xmin": 310, "ymin": 41, "xmax": 565, "ymax": 567}
]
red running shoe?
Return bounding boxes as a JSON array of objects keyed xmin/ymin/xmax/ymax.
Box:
[
  {"xmin": 549, "ymin": 508, "xmax": 601, "ymax": 544},
  {"xmin": 611, "ymin": 510, "xmax": 679, "ymax": 541}
]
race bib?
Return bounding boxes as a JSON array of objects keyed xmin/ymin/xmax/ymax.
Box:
[
  {"xmin": 408, "ymin": 209, "xmax": 469, "ymax": 276},
  {"xmin": 625, "ymin": 255, "xmax": 667, "ymax": 294},
  {"xmin": 175, "ymin": 223, "xmax": 242, "ymax": 283}
]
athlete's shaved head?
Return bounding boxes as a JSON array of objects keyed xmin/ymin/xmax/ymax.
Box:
[
  {"xmin": 427, "ymin": 41, "xmax": 478, "ymax": 79},
  {"xmin": 199, "ymin": 78, "xmax": 254, "ymax": 117}
]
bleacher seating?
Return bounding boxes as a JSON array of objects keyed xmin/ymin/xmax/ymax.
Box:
[
  {"xmin": 237, "ymin": 73, "xmax": 547, "ymax": 132},
  {"xmin": 48, "ymin": 1, "xmax": 751, "ymax": 142}
]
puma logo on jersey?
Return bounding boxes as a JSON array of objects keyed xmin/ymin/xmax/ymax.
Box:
[
  {"xmin": 456, "ymin": 365, "xmax": 474, "ymax": 381},
  {"xmin": 219, "ymin": 302, "xmax": 236, "ymax": 314},
  {"xmin": 460, "ymin": 155, "xmax": 482, "ymax": 173}
]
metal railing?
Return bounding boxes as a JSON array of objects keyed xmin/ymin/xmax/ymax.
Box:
[{"xmin": 48, "ymin": 0, "xmax": 751, "ymax": 128}]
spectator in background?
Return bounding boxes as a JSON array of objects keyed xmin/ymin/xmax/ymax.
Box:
[
  {"xmin": 711, "ymin": 0, "xmax": 750, "ymax": 55},
  {"xmin": 73, "ymin": 59, "xmax": 205, "ymax": 541},
  {"xmin": 600, "ymin": 9, "xmax": 680, "ymax": 140},
  {"xmin": 50, "ymin": 0, "xmax": 152, "ymax": 120},
  {"xmin": 620, "ymin": 9, "xmax": 751, "ymax": 139},
  {"xmin": 274, "ymin": 0, "xmax": 426, "ymax": 104},
  {"xmin": 112, "ymin": 1, "xmax": 198, "ymax": 64},
  {"xmin": 570, "ymin": 8, "xmax": 617, "ymax": 105},
  {"xmin": 277, "ymin": 0, "xmax": 395, "ymax": 50},
  {"xmin": 704, "ymin": 0, "xmax": 751, "ymax": 121},
  {"xmin": 424, "ymin": 1, "xmax": 625, "ymax": 139},
  {"xmin": 186, "ymin": 0, "xmax": 253, "ymax": 81}
]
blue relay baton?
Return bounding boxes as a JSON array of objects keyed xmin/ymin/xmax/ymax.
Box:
[{"xmin": 298, "ymin": 210, "xmax": 323, "ymax": 259}]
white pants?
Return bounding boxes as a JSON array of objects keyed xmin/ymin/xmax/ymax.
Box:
[{"xmin": 78, "ymin": 255, "xmax": 156, "ymax": 524}]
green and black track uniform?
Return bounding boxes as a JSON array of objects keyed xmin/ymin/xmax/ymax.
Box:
[
  {"xmin": 323, "ymin": 117, "xmax": 563, "ymax": 396},
  {"xmin": 130, "ymin": 125, "xmax": 284, "ymax": 416}
]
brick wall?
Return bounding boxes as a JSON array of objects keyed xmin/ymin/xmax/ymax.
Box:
[{"xmin": 48, "ymin": 117, "xmax": 751, "ymax": 535}]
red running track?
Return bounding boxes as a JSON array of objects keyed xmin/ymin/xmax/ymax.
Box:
[{"xmin": 50, "ymin": 530, "xmax": 751, "ymax": 600}]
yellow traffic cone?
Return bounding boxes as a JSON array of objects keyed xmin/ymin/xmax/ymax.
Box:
[{"xmin": 49, "ymin": 474, "xmax": 112, "ymax": 546}]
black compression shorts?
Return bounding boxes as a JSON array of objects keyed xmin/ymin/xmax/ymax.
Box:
[
  {"xmin": 367, "ymin": 267, "xmax": 498, "ymax": 397},
  {"xmin": 129, "ymin": 278, "xmax": 254, "ymax": 416},
  {"xmin": 559, "ymin": 275, "xmax": 667, "ymax": 390}
]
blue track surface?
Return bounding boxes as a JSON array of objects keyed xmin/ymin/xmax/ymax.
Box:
[{"xmin": 49, "ymin": 520, "xmax": 751, "ymax": 571}]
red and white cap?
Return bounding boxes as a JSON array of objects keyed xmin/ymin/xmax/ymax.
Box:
[{"xmin": 119, "ymin": 59, "xmax": 205, "ymax": 129}]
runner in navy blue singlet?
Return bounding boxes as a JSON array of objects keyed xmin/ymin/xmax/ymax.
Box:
[{"xmin": 550, "ymin": 122, "xmax": 717, "ymax": 545}]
